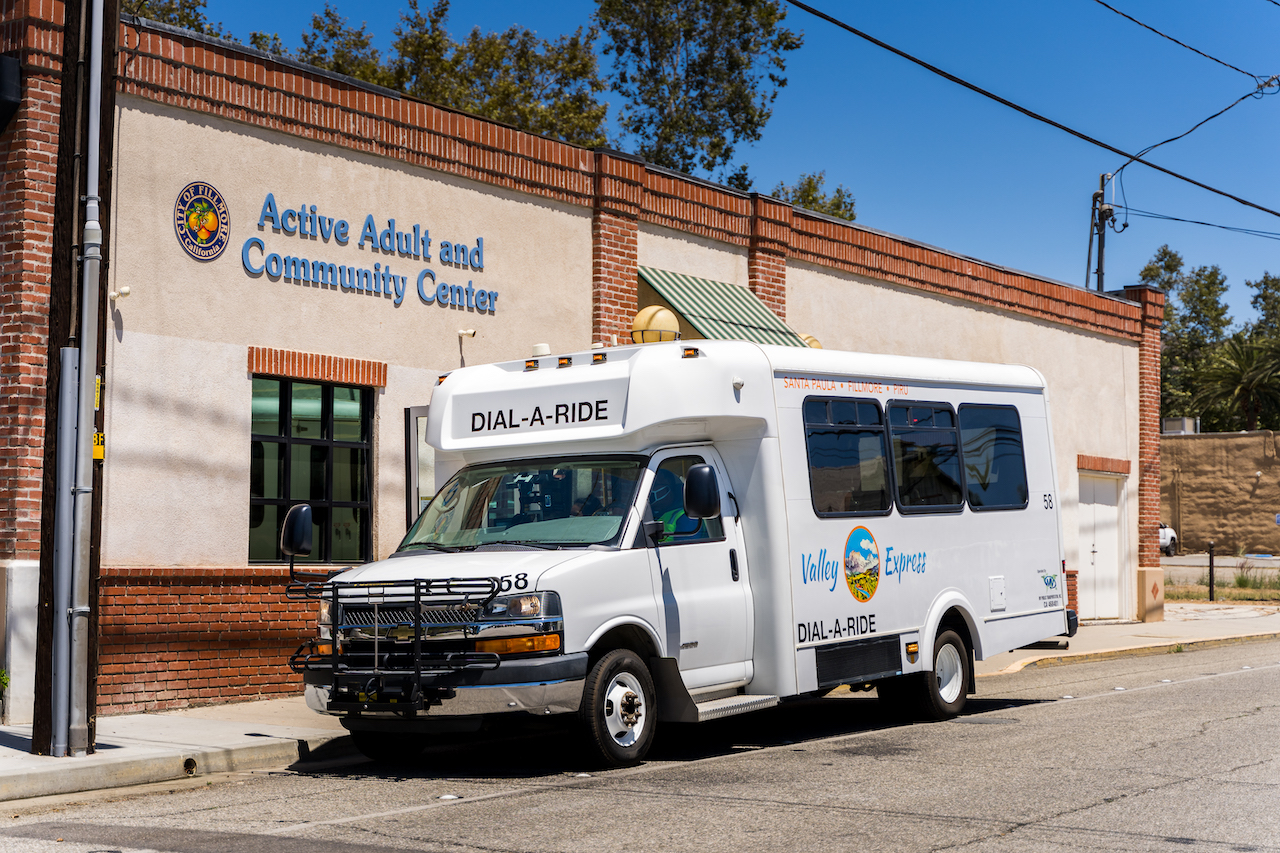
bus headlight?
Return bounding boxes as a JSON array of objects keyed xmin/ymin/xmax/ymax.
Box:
[
  {"xmin": 482, "ymin": 591, "xmax": 561, "ymax": 620},
  {"xmin": 317, "ymin": 597, "xmax": 333, "ymax": 639}
]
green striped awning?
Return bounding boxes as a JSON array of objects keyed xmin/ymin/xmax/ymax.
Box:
[{"xmin": 638, "ymin": 266, "xmax": 808, "ymax": 347}]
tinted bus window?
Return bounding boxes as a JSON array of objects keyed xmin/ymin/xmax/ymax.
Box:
[
  {"xmin": 889, "ymin": 403, "xmax": 963, "ymax": 510},
  {"xmin": 804, "ymin": 397, "xmax": 891, "ymax": 516},
  {"xmin": 959, "ymin": 405, "xmax": 1029, "ymax": 510}
]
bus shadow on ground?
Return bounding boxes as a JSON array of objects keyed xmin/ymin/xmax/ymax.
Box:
[{"xmin": 295, "ymin": 694, "xmax": 1045, "ymax": 781}]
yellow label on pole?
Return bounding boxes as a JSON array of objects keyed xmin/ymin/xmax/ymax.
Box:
[
  {"xmin": 93, "ymin": 431, "xmax": 104, "ymax": 460},
  {"xmin": 95, "ymin": 376, "xmax": 102, "ymax": 411}
]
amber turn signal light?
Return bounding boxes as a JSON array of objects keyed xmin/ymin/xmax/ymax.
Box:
[{"xmin": 475, "ymin": 634, "xmax": 561, "ymax": 655}]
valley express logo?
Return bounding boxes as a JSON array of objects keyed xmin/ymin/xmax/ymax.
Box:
[
  {"xmin": 799, "ymin": 525, "xmax": 880, "ymax": 602},
  {"xmin": 174, "ymin": 181, "xmax": 230, "ymax": 261},
  {"xmin": 844, "ymin": 526, "xmax": 880, "ymax": 602}
]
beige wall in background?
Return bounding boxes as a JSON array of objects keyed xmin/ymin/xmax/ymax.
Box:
[
  {"xmin": 787, "ymin": 259, "xmax": 1142, "ymax": 613},
  {"xmin": 639, "ymin": 224, "xmax": 749, "ymax": 287},
  {"xmin": 1162, "ymin": 432, "xmax": 1280, "ymax": 555},
  {"xmin": 104, "ymin": 96, "xmax": 594, "ymax": 566}
]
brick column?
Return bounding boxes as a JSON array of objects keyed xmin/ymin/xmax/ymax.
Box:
[
  {"xmin": 0, "ymin": 6, "xmax": 64, "ymax": 565},
  {"xmin": 592, "ymin": 150, "xmax": 645, "ymax": 346},
  {"xmin": 748, "ymin": 194, "xmax": 792, "ymax": 321},
  {"xmin": 1121, "ymin": 284, "xmax": 1166, "ymax": 570}
]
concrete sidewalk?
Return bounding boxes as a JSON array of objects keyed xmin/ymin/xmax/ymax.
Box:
[{"xmin": 1, "ymin": 600, "xmax": 1278, "ymax": 803}]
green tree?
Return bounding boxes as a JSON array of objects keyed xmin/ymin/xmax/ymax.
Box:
[
  {"xmin": 121, "ymin": 0, "xmax": 230, "ymax": 38},
  {"xmin": 1143, "ymin": 246, "xmax": 1191, "ymax": 417},
  {"xmin": 294, "ymin": 3, "xmax": 394, "ymax": 87},
  {"xmin": 1246, "ymin": 271, "xmax": 1280, "ymax": 342},
  {"xmin": 1191, "ymin": 333, "xmax": 1280, "ymax": 431},
  {"xmin": 445, "ymin": 21, "xmax": 607, "ymax": 147},
  {"xmin": 772, "ymin": 171, "xmax": 856, "ymax": 221},
  {"xmin": 1168, "ymin": 262, "xmax": 1233, "ymax": 429},
  {"xmin": 597, "ymin": 0, "xmax": 802, "ymax": 180}
]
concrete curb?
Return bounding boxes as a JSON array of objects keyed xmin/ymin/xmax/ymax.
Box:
[
  {"xmin": 0, "ymin": 732, "xmax": 346, "ymax": 803},
  {"xmin": 980, "ymin": 631, "xmax": 1280, "ymax": 676}
]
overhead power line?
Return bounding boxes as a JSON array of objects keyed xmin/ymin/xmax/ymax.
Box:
[
  {"xmin": 1090, "ymin": 0, "xmax": 1268, "ymax": 84},
  {"xmin": 1114, "ymin": 205, "xmax": 1280, "ymax": 242},
  {"xmin": 1115, "ymin": 81, "xmax": 1278, "ymax": 175},
  {"xmin": 786, "ymin": 0, "xmax": 1280, "ymax": 220}
]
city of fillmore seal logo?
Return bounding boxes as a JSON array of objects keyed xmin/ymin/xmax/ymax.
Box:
[{"xmin": 174, "ymin": 181, "xmax": 230, "ymax": 261}]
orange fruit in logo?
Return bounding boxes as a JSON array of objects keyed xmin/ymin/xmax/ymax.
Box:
[
  {"xmin": 186, "ymin": 208, "xmax": 201, "ymax": 231},
  {"xmin": 200, "ymin": 210, "xmax": 219, "ymax": 233},
  {"xmin": 197, "ymin": 228, "xmax": 211, "ymax": 242}
]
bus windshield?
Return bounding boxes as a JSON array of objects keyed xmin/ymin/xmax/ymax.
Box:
[{"xmin": 397, "ymin": 457, "xmax": 646, "ymax": 552}]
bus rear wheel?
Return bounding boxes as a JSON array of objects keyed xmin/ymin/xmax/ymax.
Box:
[{"xmin": 920, "ymin": 630, "xmax": 969, "ymax": 720}]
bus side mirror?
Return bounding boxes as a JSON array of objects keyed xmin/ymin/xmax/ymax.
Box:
[
  {"xmin": 281, "ymin": 504, "xmax": 313, "ymax": 583},
  {"xmin": 684, "ymin": 465, "xmax": 720, "ymax": 520},
  {"xmin": 281, "ymin": 504, "xmax": 313, "ymax": 557}
]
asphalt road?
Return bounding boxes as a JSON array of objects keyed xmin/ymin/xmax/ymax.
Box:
[{"xmin": 2, "ymin": 640, "xmax": 1278, "ymax": 853}]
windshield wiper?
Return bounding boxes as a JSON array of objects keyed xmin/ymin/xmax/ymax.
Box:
[
  {"xmin": 480, "ymin": 539, "xmax": 561, "ymax": 550},
  {"xmin": 395, "ymin": 542, "xmax": 460, "ymax": 554}
]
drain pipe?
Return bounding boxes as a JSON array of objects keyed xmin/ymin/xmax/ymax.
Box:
[
  {"xmin": 68, "ymin": 0, "xmax": 105, "ymax": 757},
  {"xmin": 50, "ymin": 349, "xmax": 79, "ymax": 757}
]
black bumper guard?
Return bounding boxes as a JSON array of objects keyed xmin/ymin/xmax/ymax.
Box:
[{"xmin": 288, "ymin": 576, "xmax": 501, "ymax": 714}]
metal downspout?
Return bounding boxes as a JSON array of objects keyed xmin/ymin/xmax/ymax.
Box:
[
  {"xmin": 50, "ymin": 349, "xmax": 78, "ymax": 757},
  {"xmin": 69, "ymin": 0, "xmax": 105, "ymax": 757}
]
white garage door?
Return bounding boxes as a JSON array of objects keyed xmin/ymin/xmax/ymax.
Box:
[{"xmin": 1078, "ymin": 475, "xmax": 1124, "ymax": 620}]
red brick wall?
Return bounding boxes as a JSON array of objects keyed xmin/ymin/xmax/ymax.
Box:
[
  {"xmin": 97, "ymin": 566, "xmax": 311, "ymax": 712},
  {"xmin": 592, "ymin": 152, "xmax": 643, "ymax": 345},
  {"xmin": 1123, "ymin": 284, "xmax": 1166, "ymax": 570},
  {"xmin": 748, "ymin": 195, "xmax": 791, "ymax": 320},
  {"xmin": 248, "ymin": 346, "xmax": 388, "ymax": 387},
  {"xmin": 0, "ymin": 4, "xmax": 64, "ymax": 563}
]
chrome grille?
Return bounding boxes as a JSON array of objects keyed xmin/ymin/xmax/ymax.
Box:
[{"xmin": 339, "ymin": 604, "xmax": 480, "ymax": 627}]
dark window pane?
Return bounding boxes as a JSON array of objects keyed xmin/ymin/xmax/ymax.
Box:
[
  {"xmin": 807, "ymin": 428, "xmax": 891, "ymax": 513},
  {"xmin": 960, "ymin": 405, "xmax": 1029, "ymax": 509},
  {"xmin": 803, "ymin": 399, "xmax": 828, "ymax": 425},
  {"xmin": 831, "ymin": 400, "xmax": 859, "ymax": 425},
  {"xmin": 857, "ymin": 402, "xmax": 881, "ymax": 425},
  {"xmin": 331, "ymin": 506, "xmax": 364, "ymax": 563},
  {"xmin": 907, "ymin": 407, "xmax": 934, "ymax": 428},
  {"xmin": 248, "ymin": 503, "xmax": 280, "ymax": 561},
  {"xmin": 888, "ymin": 406, "xmax": 910, "ymax": 427},
  {"xmin": 933, "ymin": 408, "xmax": 955, "ymax": 429},
  {"xmin": 250, "ymin": 441, "xmax": 283, "ymax": 499},
  {"xmin": 252, "ymin": 378, "xmax": 280, "ymax": 436},
  {"xmin": 291, "ymin": 444, "xmax": 328, "ymax": 501},
  {"xmin": 332, "ymin": 446, "xmax": 367, "ymax": 503},
  {"xmin": 291, "ymin": 382, "xmax": 325, "ymax": 438},
  {"xmin": 333, "ymin": 386, "xmax": 363, "ymax": 442},
  {"xmin": 893, "ymin": 430, "xmax": 963, "ymax": 507}
]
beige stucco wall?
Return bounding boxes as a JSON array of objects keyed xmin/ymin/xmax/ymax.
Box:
[
  {"xmin": 1162, "ymin": 432, "xmax": 1280, "ymax": 555},
  {"xmin": 102, "ymin": 96, "xmax": 593, "ymax": 565},
  {"xmin": 639, "ymin": 224, "xmax": 748, "ymax": 287},
  {"xmin": 787, "ymin": 260, "xmax": 1142, "ymax": 615}
]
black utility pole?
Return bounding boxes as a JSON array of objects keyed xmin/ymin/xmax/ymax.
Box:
[{"xmin": 1093, "ymin": 173, "xmax": 1113, "ymax": 292}]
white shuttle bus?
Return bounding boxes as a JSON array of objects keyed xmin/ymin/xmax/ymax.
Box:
[{"xmin": 289, "ymin": 340, "xmax": 1076, "ymax": 765}]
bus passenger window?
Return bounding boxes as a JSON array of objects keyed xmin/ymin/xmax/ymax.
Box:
[
  {"xmin": 803, "ymin": 397, "xmax": 891, "ymax": 516},
  {"xmin": 959, "ymin": 405, "xmax": 1029, "ymax": 510},
  {"xmin": 889, "ymin": 403, "xmax": 963, "ymax": 510}
]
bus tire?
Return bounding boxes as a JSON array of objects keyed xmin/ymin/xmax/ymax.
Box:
[
  {"xmin": 920, "ymin": 630, "xmax": 969, "ymax": 720},
  {"xmin": 351, "ymin": 729, "xmax": 428, "ymax": 765},
  {"xmin": 581, "ymin": 649, "xmax": 656, "ymax": 766}
]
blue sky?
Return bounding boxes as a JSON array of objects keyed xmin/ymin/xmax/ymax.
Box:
[{"xmin": 206, "ymin": 1, "xmax": 1280, "ymax": 325}]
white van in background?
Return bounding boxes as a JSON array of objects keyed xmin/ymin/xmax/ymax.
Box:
[{"xmin": 287, "ymin": 340, "xmax": 1075, "ymax": 765}]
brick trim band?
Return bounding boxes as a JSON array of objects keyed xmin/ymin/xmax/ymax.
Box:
[
  {"xmin": 1078, "ymin": 454, "xmax": 1132, "ymax": 475},
  {"xmin": 248, "ymin": 346, "xmax": 387, "ymax": 387}
]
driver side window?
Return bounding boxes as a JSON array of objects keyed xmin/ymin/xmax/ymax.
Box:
[{"xmin": 647, "ymin": 456, "xmax": 724, "ymax": 544}]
